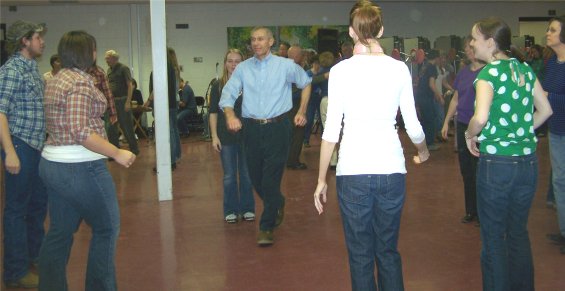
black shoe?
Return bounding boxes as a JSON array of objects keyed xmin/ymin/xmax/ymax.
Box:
[
  {"xmin": 275, "ymin": 197, "xmax": 285, "ymax": 228},
  {"xmin": 287, "ymin": 162, "xmax": 307, "ymax": 170},
  {"xmin": 461, "ymin": 214, "xmax": 475, "ymax": 224},
  {"xmin": 547, "ymin": 233, "xmax": 565, "ymax": 245},
  {"xmin": 329, "ymin": 165, "xmax": 337, "ymax": 171}
]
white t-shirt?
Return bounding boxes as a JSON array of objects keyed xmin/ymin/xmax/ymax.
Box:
[{"xmin": 323, "ymin": 54, "xmax": 425, "ymax": 175}]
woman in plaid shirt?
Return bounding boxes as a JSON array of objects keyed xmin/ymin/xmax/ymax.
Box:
[{"xmin": 37, "ymin": 30, "xmax": 136, "ymax": 291}]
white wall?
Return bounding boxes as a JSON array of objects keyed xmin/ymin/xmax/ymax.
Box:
[{"xmin": 1, "ymin": 1, "xmax": 564, "ymax": 98}]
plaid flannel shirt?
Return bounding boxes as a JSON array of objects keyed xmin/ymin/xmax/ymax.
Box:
[
  {"xmin": 88, "ymin": 65, "xmax": 117, "ymax": 117},
  {"xmin": 44, "ymin": 68, "xmax": 107, "ymax": 146},
  {"xmin": 0, "ymin": 53, "xmax": 46, "ymax": 150}
]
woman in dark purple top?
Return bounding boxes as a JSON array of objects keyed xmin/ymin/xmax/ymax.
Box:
[
  {"xmin": 441, "ymin": 36, "xmax": 484, "ymax": 224},
  {"xmin": 543, "ymin": 15, "xmax": 565, "ymax": 253}
]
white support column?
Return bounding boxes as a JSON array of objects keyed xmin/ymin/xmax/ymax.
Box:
[{"xmin": 150, "ymin": 0, "xmax": 173, "ymax": 201}]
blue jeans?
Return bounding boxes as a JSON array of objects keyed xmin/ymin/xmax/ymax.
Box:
[
  {"xmin": 434, "ymin": 98, "xmax": 445, "ymax": 130},
  {"xmin": 477, "ymin": 153, "xmax": 537, "ymax": 291},
  {"xmin": 2, "ymin": 137, "xmax": 47, "ymax": 283},
  {"xmin": 304, "ymin": 92, "xmax": 322, "ymax": 143},
  {"xmin": 336, "ymin": 174, "xmax": 406, "ymax": 291},
  {"xmin": 177, "ymin": 108, "xmax": 197, "ymax": 135},
  {"xmin": 220, "ymin": 143, "xmax": 254, "ymax": 216},
  {"xmin": 38, "ymin": 158, "xmax": 120, "ymax": 291},
  {"xmin": 549, "ymin": 133, "xmax": 565, "ymax": 235},
  {"xmin": 417, "ymin": 97, "xmax": 437, "ymax": 146}
]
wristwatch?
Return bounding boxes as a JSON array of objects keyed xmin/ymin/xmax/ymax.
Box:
[{"xmin": 464, "ymin": 131, "xmax": 473, "ymax": 140}]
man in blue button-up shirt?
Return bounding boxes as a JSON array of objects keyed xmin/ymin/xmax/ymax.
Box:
[
  {"xmin": 219, "ymin": 26, "xmax": 311, "ymax": 246},
  {"xmin": 0, "ymin": 20, "xmax": 48, "ymax": 288}
]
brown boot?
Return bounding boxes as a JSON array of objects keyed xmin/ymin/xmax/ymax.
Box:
[{"xmin": 5, "ymin": 271, "xmax": 39, "ymax": 289}]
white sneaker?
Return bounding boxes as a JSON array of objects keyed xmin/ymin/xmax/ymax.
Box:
[
  {"xmin": 225, "ymin": 214, "xmax": 238, "ymax": 223},
  {"xmin": 242, "ymin": 212, "xmax": 255, "ymax": 221}
]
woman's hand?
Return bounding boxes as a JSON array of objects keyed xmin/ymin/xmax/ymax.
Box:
[
  {"xmin": 314, "ymin": 181, "xmax": 328, "ymax": 215},
  {"xmin": 465, "ymin": 136, "xmax": 480, "ymax": 157},
  {"xmin": 212, "ymin": 137, "xmax": 222, "ymax": 153},
  {"xmin": 413, "ymin": 149, "xmax": 430, "ymax": 164},
  {"xmin": 440, "ymin": 123, "xmax": 449, "ymax": 140},
  {"xmin": 115, "ymin": 149, "xmax": 136, "ymax": 168}
]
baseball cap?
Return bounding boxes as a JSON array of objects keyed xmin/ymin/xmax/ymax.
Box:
[{"xmin": 6, "ymin": 20, "xmax": 46, "ymax": 43}]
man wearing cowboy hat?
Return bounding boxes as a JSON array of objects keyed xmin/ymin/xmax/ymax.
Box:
[{"xmin": 0, "ymin": 20, "xmax": 47, "ymax": 289}]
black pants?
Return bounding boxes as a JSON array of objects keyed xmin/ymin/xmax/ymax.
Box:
[
  {"xmin": 287, "ymin": 100, "xmax": 305, "ymax": 166},
  {"xmin": 243, "ymin": 117, "xmax": 292, "ymax": 231},
  {"xmin": 457, "ymin": 121, "xmax": 478, "ymax": 217}
]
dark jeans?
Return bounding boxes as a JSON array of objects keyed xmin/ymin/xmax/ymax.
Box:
[
  {"xmin": 177, "ymin": 108, "xmax": 198, "ymax": 135},
  {"xmin": 220, "ymin": 143, "xmax": 254, "ymax": 216},
  {"xmin": 169, "ymin": 108, "xmax": 181, "ymax": 163},
  {"xmin": 417, "ymin": 97, "xmax": 437, "ymax": 146},
  {"xmin": 242, "ymin": 116, "xmax": 292, "ymax": 231},
  {"xmin": 2, "ymin": 137, "xmax": 47, "ymax": 283},
  {"xmin": 337, "ymin": 174, "xmax": 406, "ymax": 291},
  {"xmin": 38, "ymin": 158, "xmax": 120, "ymax": 291},
  {"xmin": 477, "ymin": 153, "xmax": 537, "ymax": 291},
  {"xmin": 304, "ymin": 92, "xmax": 322, "ymax": 143},
  {"xmin": 287, "ymin": 100, "xmax": 305, "ymax": 166},
  {"xmin": 457, "ymin": 122, "xmax": 478, "ymax": 216},
  {"xmin": 107, "ymin": 96, "xmax": 139, "ymax": 155}
]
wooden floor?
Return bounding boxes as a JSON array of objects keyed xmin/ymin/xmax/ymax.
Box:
[{"xmin": 5, "ymin": 129, "xmax": 565, "ymax": 291}]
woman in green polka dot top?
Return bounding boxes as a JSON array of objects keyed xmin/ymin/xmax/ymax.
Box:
[{"xmin": 465, "ymin": 17, "xmax": 553, "ymax": 290}]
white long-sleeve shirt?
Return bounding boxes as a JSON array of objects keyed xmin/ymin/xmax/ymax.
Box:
[{"xmin": 323, "ymin": 54, "xmax": 425, "ymax": 175}]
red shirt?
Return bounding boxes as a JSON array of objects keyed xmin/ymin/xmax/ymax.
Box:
[{"xmin": 88, "ymin": 65, "xmax": 117, "ymax": 117}]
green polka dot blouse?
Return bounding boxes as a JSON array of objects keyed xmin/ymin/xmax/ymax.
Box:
[{"xmin": 474, "ymin": 59, "xmax": 537, "ymax": 156}]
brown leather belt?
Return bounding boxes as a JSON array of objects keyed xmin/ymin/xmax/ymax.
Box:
[{"xmin": 245, "ymin": 113, "xmax": 288, "ymax": 125}]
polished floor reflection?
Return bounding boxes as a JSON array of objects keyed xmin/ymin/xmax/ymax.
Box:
[{"xmin": 10, "ymin": 130, "xmax": 565, "ymax": 291}]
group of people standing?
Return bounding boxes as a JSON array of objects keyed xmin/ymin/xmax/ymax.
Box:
[
  {"xmin": 1, "ymin": 1, "xmax": 565, "ymax": 290},
  {"xmin": 311, "ymin": 1, "xmax": 562, "ymax": 291},
  {"xmin": 0, "ymin": 22, "xmax": 136, "ymax": 290}
]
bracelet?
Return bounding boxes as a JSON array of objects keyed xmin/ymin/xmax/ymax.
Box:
[{"xmin": 464, "ymin": 131, "xmax": 473, "ymax": 140}]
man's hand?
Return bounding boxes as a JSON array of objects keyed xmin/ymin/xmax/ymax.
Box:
[
  {"xmin": 4, "ymin": 152, "xmax": 21, "ymax": 174},
  {"xmin": 294, "ymin": 112, "xmax": 307, "ymax": 127},
  {"xmin": 226, "ymin": 115, "xmax": 242, "ymax": 132},
  {"xmin": 124, "ymin": 102, "xmax": 131, "ymax": 112}
]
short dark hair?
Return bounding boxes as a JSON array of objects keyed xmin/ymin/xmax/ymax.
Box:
[
  {"xmin": 551, "ymin": 15, "xmax": 565, "ymax": 43},
  {"xmin": 49, "ymin": 54, "xmax": 60, "ymax": 67},
  {"xmin": 427, "ymin": 49, "xmax": 440, "ymax": 60},
  {"xmin": 58, "ymin": 31, "xmax": 96, "ymax": 71}
]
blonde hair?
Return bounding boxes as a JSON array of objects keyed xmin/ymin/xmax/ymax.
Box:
[
  {"xmin": 105, "ymin": 49, "xmax": 119, "ymax": 59},
  {"xmin": 319, "ymin": 51, "xmax": 335, "ymax": 67},
  {"xmin": 220, "ymin": 48, "xmax": 244, "ymax": 92}
]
